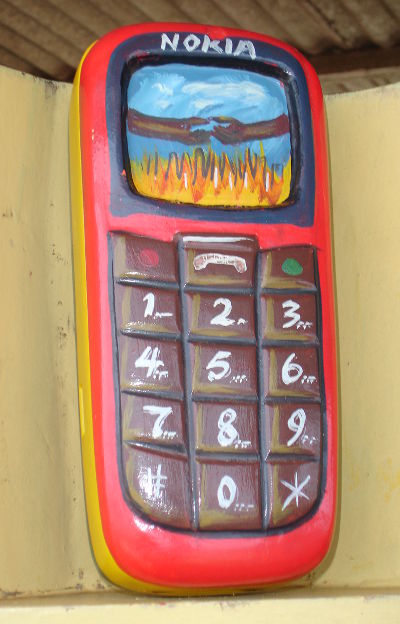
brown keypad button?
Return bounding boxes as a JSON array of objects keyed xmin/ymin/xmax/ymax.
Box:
[
  {"xmin": 261, "ymin": 293, "xmax": 317, "ymax": 342},
  {"xmin": 186, "ymin": 293, "xmax": 255, "ymax": 339},
  {"xmin": 267, "ymin": 460, "xmax": 320, "ymax": 528},
  {"xmin": 191, "ymin": 344, "xmax": 257, "ymax": 396},
  {"xmin": 197, "ymin": 460, "xmax": 262, "ymax": 530},
  {"xmin": 264, "ymin": 347, "xmax": 320, "ymax": 398},
  {"xmin": 119, "ymin": 336, "xmax": 183, "ymax": 393},
  {"xmin": 265, "ymin": 403, "xmax": 321, "ymax": 456},
  {"xmin": 112, "ymin": 234, "xmax": 178, "ymax": 283},
  {"xmin": 194, "ymin": 402, "xmax": 258, "ymax": 454},
  {"xmin": 260, "ymin": 246, "xmax": 315, "ymax": 289},
  {"xmin": 122, "ymin": 395, "xmax": 186, "ymax": 448},
  {"xmin": 123, "ymin": 446, "xmax": 191, "ymax": 529},
  {"xmin": 182, "ymin": 235, "xmax": 257, "ymax": 287},
  {"xmin": 115, "ymin": 283, "xmax": 181, "ymax": 335}
]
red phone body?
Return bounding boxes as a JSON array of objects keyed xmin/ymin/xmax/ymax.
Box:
[{"xmin": 71, "ymin": 22, "xmax": 337, "ymax": 592}]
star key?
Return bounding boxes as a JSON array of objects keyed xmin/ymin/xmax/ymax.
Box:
[
  {"xmin": 281, "ymin": 472, "xmax": 311, "ymax": 511},
  {"xmin": 268, "ymin": 461, "xmax": 320, "ymax": 528}
]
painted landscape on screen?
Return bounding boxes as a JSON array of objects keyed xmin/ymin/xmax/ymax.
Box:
[{"xmin": 126, "ymin": 64, "xmax": 292, "ymax": 207}]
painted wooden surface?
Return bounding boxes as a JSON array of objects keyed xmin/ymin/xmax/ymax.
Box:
[{"xmin": 0, "ymin": 64, "xmax": 400, "ymax": 618}]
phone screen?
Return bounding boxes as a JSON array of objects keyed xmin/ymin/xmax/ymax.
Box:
[{"xmin": 125, "ymin": 63, "xmax": 291, "ymax": 207}]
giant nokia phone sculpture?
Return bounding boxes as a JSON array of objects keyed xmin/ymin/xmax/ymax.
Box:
[{"xmin": 70, "ymin": 23, "xmax": 337, "ymax": 593}]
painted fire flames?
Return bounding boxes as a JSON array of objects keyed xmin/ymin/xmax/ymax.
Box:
[{"xmin": 126, "ymin": 64, "xmax": 292, "ymax": 208}]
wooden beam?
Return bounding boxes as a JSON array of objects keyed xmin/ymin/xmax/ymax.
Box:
[{"xmin": 307, "ymin": 45, "xmax": 400, "ymax": 75}]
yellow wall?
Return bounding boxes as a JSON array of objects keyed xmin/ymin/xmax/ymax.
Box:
[{"xmin": 0, "ymin": 64, "xmax": 400, "ymax": 619}]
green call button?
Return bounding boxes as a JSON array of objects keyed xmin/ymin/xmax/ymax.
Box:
[{"xmin": 281, "ymin": 257, "xmax": 303, "ymax": 276}]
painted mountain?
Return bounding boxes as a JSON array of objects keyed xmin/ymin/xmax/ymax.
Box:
[{"xmin": 126, "ymin": 64, "xmax": 292, "ymax": 208}]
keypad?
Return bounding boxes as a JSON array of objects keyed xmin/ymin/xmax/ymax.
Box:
[{"xmin": 112, "ymin": 234, "xmax": 323, "ymax": 532}]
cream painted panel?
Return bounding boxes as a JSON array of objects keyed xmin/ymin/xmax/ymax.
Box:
[
  {"xmin": 315, "ymin": 84, "xmax": 400, "ymax": 589},
  {"xmin": 0, "ymin": 66, "xmax": 105, "ymax": 596},
  {"xmin": 1, "ymin": 592, "xmax": 400, "ymax": 623}
]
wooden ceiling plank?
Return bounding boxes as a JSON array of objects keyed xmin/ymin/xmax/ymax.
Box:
[
  {"xmin": 168, "ymin": 0, "xmax": 241, "ymax": 29},
  {"xmin": 88, "ymin": 0, "xmax": 149, "ymax": 26},
  {"xmin": 127, "ymin": 0, "xmax": 193, "ymax": 23},
  {"xmin": 303, "ymin": 0, "xmax": 368, "ymax": 49},
  {"xmin": 318, "ymin": 65, "xmax": 400, "ymax": 93},
  {"xmin": 211, "ymin": 0, "xmax": 292, "ymax": 42},
  {"xmin": 318, "ymin": 78, "xmax": 346, "ymax": 94},
  {"xmin": 255, "ymin": 0, "xmax": 342, "ymax": 54},
  {"xmin": 0, "ymin": 0, "xmax": 81, "ymax": 66},
  {"xmin": 300, "ymin": 0, "xmax": 356, "ymax": 49},
  {"xmin": 0, "ymin": 42, "xmax": 44, "ymax": 75},
  {"xmin": 368, "ymin": 75, "xmax": 389, "ymax": 86},
  {"xmin": 45, "ymin": 0, "xmax": 120, "ymax": 37},
  {"xmin": 339, "ymin": 0, "xmax": 399, "ymax": 48},
  {"xmin": 380, "ymin": 0, "xmax": 400, "ymax": 24},
  {"xmin": 7, "ymin": 0, "xmax": 98, "ymax": 53},
  {"xmin": 345, "ymin": 76, "xmax": 383, "ymax": 89},
  {"xmin": 308, "ymin": 44, "xmax": 400, "ymax": 74},
  {"xmin": 0, "ymin": 23, "xmax": 72, "ymax": 78}
]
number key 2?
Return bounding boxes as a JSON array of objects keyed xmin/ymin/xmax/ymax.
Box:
[{"xmin": 186, "ymin": 293, "xmax": 255, "ymax": 339}]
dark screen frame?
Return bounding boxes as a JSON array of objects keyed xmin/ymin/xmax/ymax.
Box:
[
  {"xmin": 121, "ymin": 56, "xmax": 298, "ymax": 211},
  {"xmin": 105, "ymin": 31, "xmax": 316, "ymax": 226}
]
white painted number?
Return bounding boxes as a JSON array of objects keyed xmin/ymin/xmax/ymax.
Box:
[
  {"xmin": 210, "ymin": 297, "xmax": 247, "ymax": 327},
  {"xmin": 143, "ymin": 292, "xmax": 155, "ymax": 317},
  {"xmin": 217, "ymin": 408, "xmax": 239, "ymax": 447},
  {"xmin": 282, "ymin": 352, "xmax": 303, "ymax": 385},
  {"xmin": 211, "ymin": 297, "xmax": 234, "ymax": 326},
  {"xmin": 287, "ymin": 408, "xmax": 306, "ymax": 446},
  {"xmin": 143, "ymin": 405, "xmax": 174, "ymax": 439},
  {"xmin": 217, "ymin": 475, "xmax": 237, "ymax": 509},
  {"xmin": 135, "ymin": 346, "xmax": 168, "ymax": 379},
  {"xmin": 282, "ymin": 299, "xmax": 301, "ymax": 329},
  {"xmin": 281, "ymin": 298, "xmax": 313, "ymax": 331},
  {"xmin": 206, "ymin": 350, "xmax": 231, "ymax": 381},
  {"xmin": 143, "ymin": 292, "xmax": 172, "ymax": 319}
]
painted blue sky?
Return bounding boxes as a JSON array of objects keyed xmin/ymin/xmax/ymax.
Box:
[
  {"xmin": 127, "ymin": 64, "xmax": 288, "ymax": 122},
  {"xmin": 126, "ymin": 63, "xmax": 291, "ymax": 164}
]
